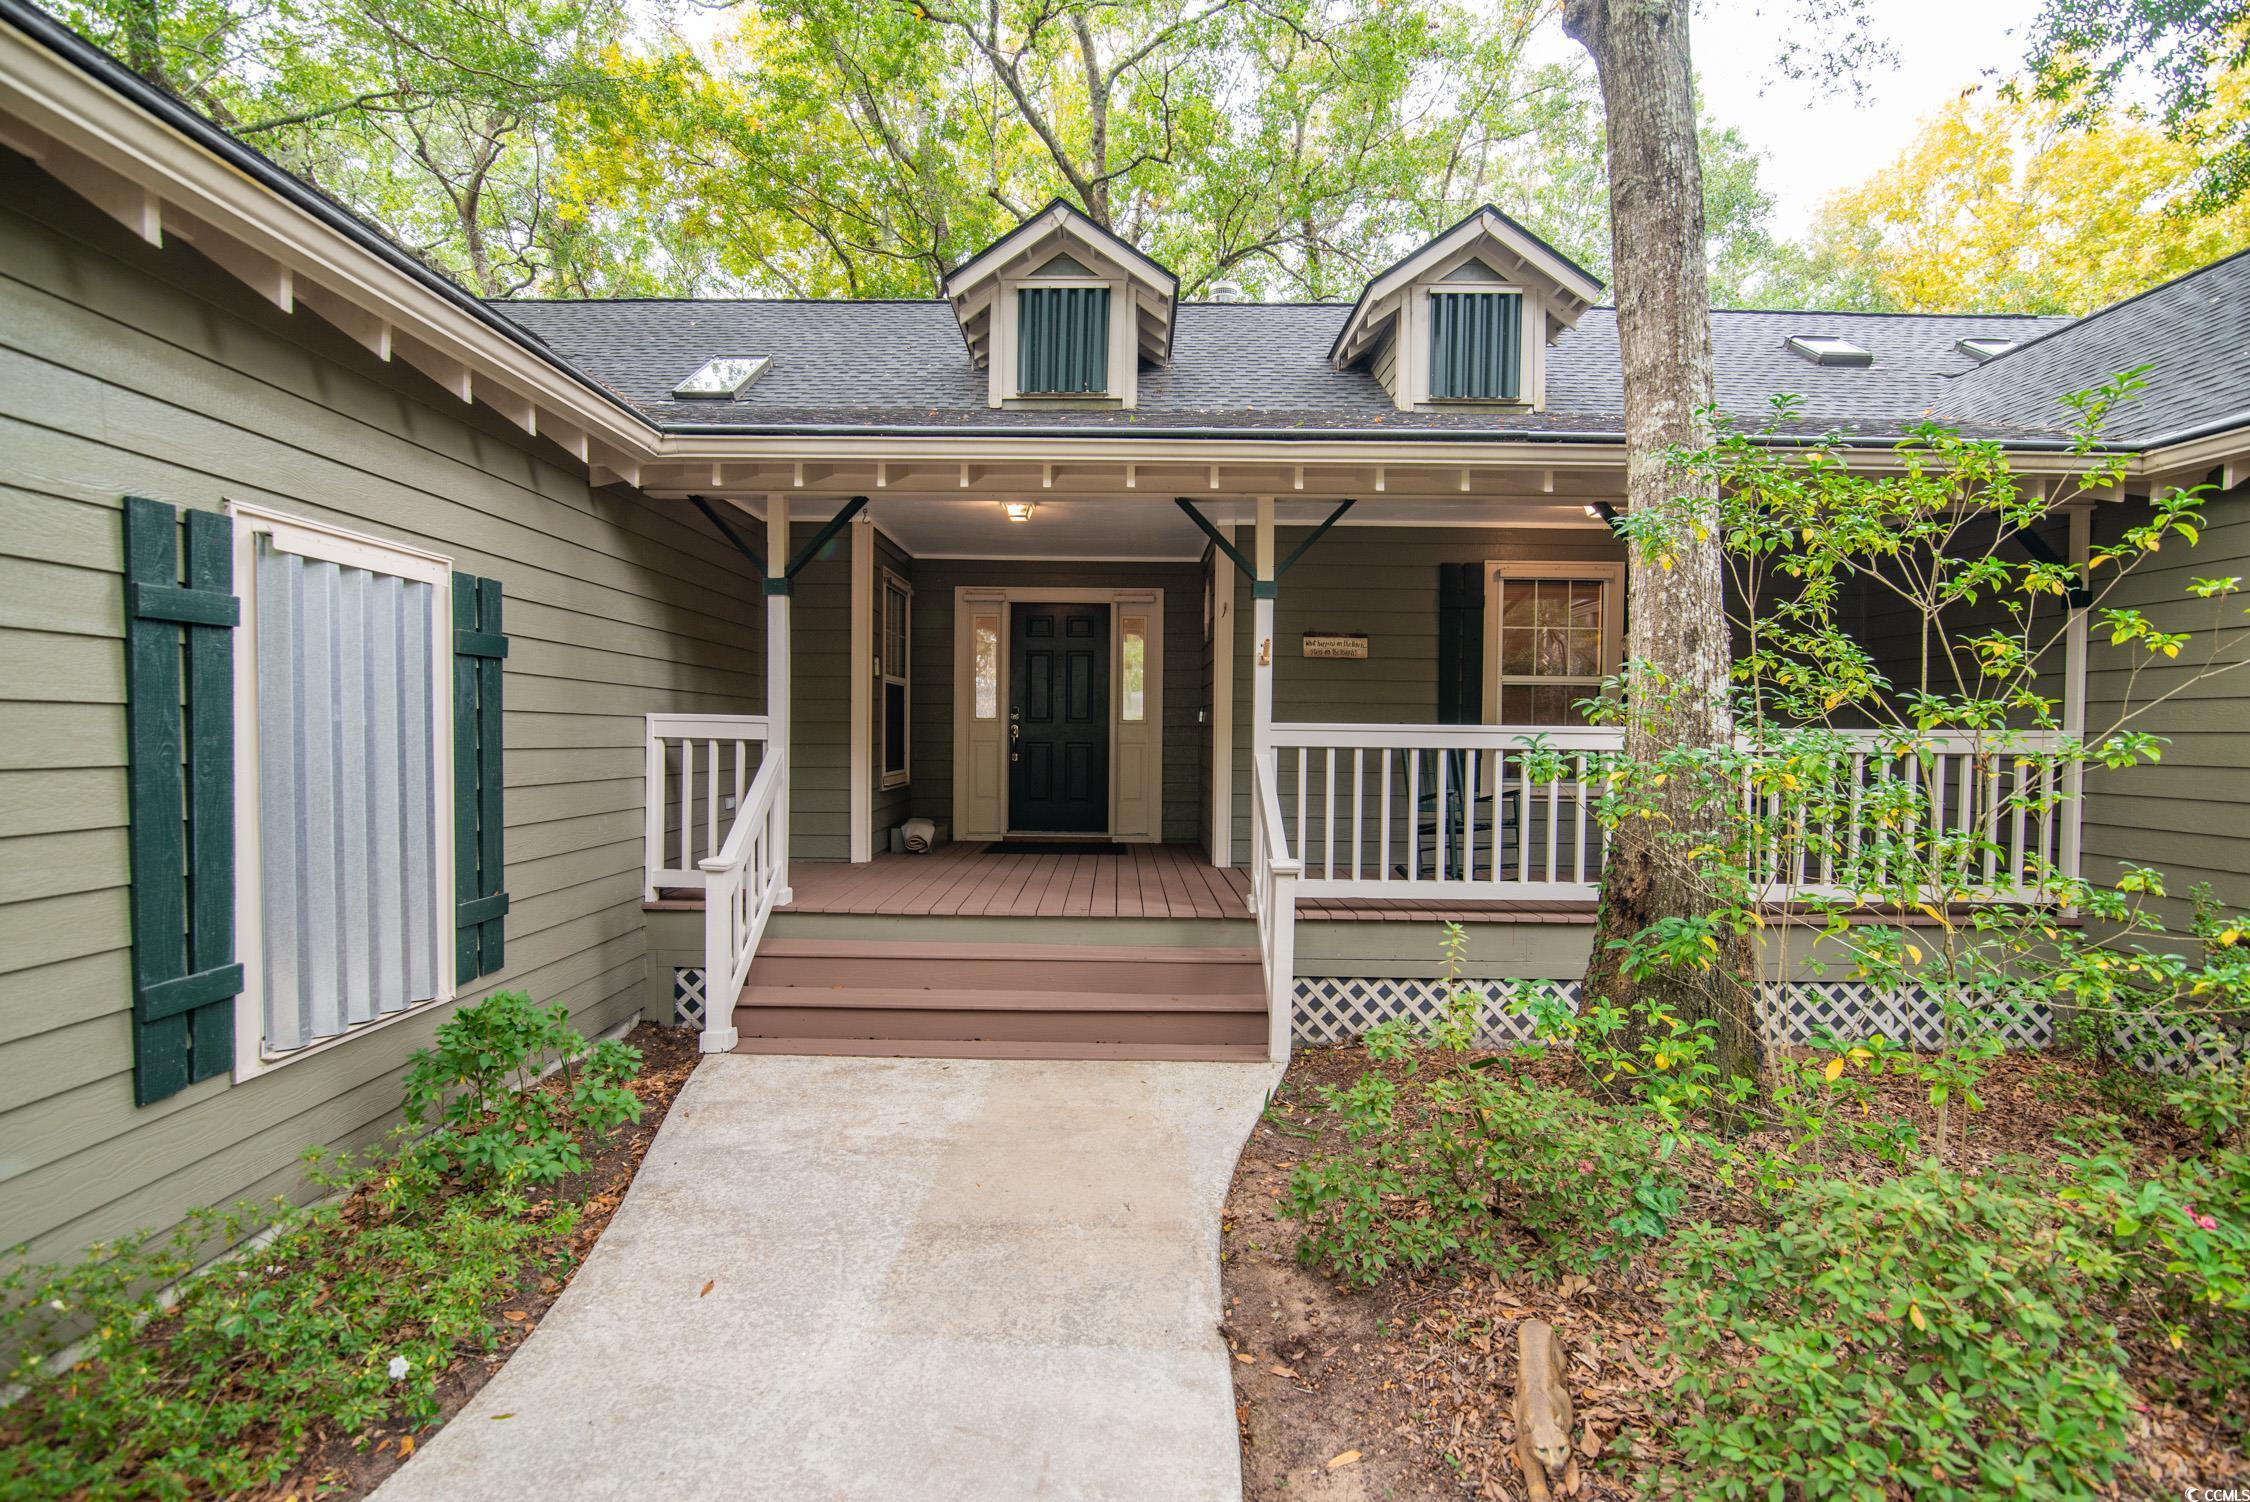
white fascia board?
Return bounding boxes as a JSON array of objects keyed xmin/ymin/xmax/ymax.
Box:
[{"xmin": 0, "ymin": 23, "xmax": 658, "ymax": 461}]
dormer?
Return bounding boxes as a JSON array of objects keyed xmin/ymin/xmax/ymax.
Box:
[
  {"xmin": 941, "ymin": 200, "xmax": 1179, "ymax": 410},
  {"xmin": 1329, "ymin": 206, "xmax": 1604, "ymax": 413}
]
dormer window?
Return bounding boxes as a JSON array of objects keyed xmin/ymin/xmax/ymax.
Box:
[
  {"xmin": 1328, "ymin": 206, "xmax": 1603, "ymax": 415},
  {"xmin": 1017, "ymin": 284, "xmax": 1111, "ymax": 395},
  {"xmin": 940, "ymin": 200, "xmax": 1179, "ymax": 410},
  {"xmin": 1428, "ymin": 290, "xmax": 1523, "ymax": 401}
]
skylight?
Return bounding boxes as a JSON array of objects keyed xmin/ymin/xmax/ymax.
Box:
[
  {"xmin": 672, "ymin": 355, "xmax": 771, "ymax": 399},
  {"xmin": 1956, "ymin": 336, "xmax": 2018, "ymax": 363},
  {"xmin": 1785, "ymin": 334, "xmax": 1873, "ymax": 368}
]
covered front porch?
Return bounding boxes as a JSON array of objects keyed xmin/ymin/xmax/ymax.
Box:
[{"xmin": 627, "ymin": 457, "xmax": 2095, "ymax": 1063}]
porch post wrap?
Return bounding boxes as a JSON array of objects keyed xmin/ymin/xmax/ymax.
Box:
[
  {"xmin": 1252, "ymin": 495, "xmax": 1277, "ymax": 767},
  {"xmin": 687, "ymin": 493, "xmax": 767, "ymax": 575}
]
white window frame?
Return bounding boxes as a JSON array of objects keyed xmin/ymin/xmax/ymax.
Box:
[
  {"xmin": 227, "ymin": 500, "xmax": 457, "ymax": 1081},
  {"xmin": 879, "ymin": 568, "xmax": 912, "ymax": 790},
  {"xmin": 1481, "ymin": 560, "xmax": 1626, "ymax": 727}
]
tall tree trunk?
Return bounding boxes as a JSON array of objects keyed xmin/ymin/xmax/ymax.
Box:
[{"xmin": 1561, "ymin": 0, "xmax": 1763, "ymax": 1092}]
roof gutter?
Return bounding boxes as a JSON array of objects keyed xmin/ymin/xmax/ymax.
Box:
[{"xmin": 654, "ymin": 419, "xmax": 2108, "ymax": 453}]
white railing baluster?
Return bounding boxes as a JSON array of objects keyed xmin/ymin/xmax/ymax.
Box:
[
  {"xmin": 1377, "ymin": 748, "xmax": 1391, "ymax": 883},
  {"xmin": 1257, "ymin": 722, "xmax": 2066, "ymax": 909},
  {"xmin": 1322, "ymin": 748, "xmax": 1336, "ymax": 880},
  {"xmin": 644, "ymin": 714, "xmax": 774, "ymax": 898}
]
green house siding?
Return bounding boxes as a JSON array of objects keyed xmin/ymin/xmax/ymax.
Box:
[
  {"xmin": 0, "ymin": 150, "xmax": 761, "ymax": 1262},
  {"xmin": 2080, "ymin": 484, "xmax": 2250, "ymax": 936}
]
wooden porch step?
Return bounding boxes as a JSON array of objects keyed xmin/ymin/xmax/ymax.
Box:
[
  {"xmin": 738, "ymin": 986, "xmax": 1264, "ymax": 1013},
  {"xmin": 735, "ymin": 997, "xmax": 1263, "ymax": 1047},
  {"xmin": 729, "ymin": 1037, "xmax": 1271, "ymax": 1062},
  {"xmin": 747, "ymin": 939, "xmax": 1261, "ymax": 995}
]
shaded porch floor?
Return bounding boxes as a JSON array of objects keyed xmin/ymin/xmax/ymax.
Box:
[{"xmin": 651, "ymin": 842, "xmax": 1605, "ymax": 923}]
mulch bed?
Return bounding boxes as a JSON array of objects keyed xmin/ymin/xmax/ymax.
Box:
[
  {"xmin": 265, "ymin": 1022, "xmax": 701, "ymax": 1502},
  {"xmin": 1221, "ymin": 1045, "xmax": 2243, "ymax": 1501}
]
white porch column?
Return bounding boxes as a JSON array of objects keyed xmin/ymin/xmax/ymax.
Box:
[
  {"xmin": 767, "ymin": 493, "xmax": 793, "ymax": 906},
  {"xmin": 847, "ymin": 512, "xmax": 874, "ymax": 863},
  {"xmin": 1209, "ymin": 521, "xmax": 1236, "ymax": 868},
  {"xmin": 2060, "ymin": 504, "xmax": 2090, "ymax": 891},
  {"xmin": 1252, "ymin": 496, "xmax": 1276, "ymax": 764}
]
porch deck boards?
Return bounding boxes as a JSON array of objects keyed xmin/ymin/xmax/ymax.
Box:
[
  {"xmin": 755, "ymin": 844, "xmax": 1600, "ymax": 923},
  {"xmin": 781, "ymin": 843, "xmax": 1251, "ymax": 920}
]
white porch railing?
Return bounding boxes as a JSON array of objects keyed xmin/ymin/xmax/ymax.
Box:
[
  {"xmin": 698, "ymin": 747, "xmax": 788, "ymax": 1045},
  {"xmin": 1262, "ymin": 722, "xmax": 2076, "ymax": 905},
  {"xmin": 1249, "ymin": 751, "xmax": 1300, "ymax": 1063},
  {"xmin": 644, "ymin": 713, "xmax": 771, "ymax": 901}
]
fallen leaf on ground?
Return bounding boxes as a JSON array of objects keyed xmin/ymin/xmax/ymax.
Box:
[
  {"xmin": 1327, "ymin": 1450, "xmax": 1361, "ymax": 1470},
  {"xmin": 491, "ymin": 1414, "xmax": 514, "ymax": 1422},
  {"xmin": 1268, "ymin": 1365, "xmax": 1296, "ymax": 1379},
  {"xmin": 700, "ymin": 1280, "xmax": 715, "ymax": 1297},
  {"xmin": 502, "ymin": 1310, "xmax": 527, "ymax": 1323},
  {"xmin": 1235, "ymin": 1353, "xmax": 1254, "ymax": 1364},
  {"xmin": 397, "ymin": 1436, "xmax": 414, "ymax": 1458}
]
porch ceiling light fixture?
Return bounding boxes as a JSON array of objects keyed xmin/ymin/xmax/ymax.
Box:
[
  {"xmin": 672, "ymin": 355, "xmax": 772, "ymax": 399},
  {"xmin": 1003, "ymin": 501, "xmax": 1037, "ymax": 522}
]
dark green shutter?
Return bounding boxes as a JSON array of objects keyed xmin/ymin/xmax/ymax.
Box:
[
  {"xmin": 1436, "ymin": 563, "xmax": 1484, "ymax": 724},
  {"xmin": 1429, "ymin": 291, "xmax": 1522, "ymax": 401},
  {"xmin": 1018, "ymin": 286, "xmax": 1110, "ymax": 394},
  {"xmin": 453, "ymin": 573, "xmax": 509, "ymax": 981},
  {"xmin": 123, "ymin": 496, "xmax": 242, "ymax": 1105}
]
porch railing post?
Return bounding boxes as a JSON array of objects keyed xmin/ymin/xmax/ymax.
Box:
[
  {"xmin": 2059, "ymin": 505, "xmax": 2089, "ymax": 898},
  {"xmin": 767, "ymin": 493, "xmax": 793, "ymax": 907},
  {"xmin": 1252, "ymin": 495, "xmax": 1275, "ymax": 767}
]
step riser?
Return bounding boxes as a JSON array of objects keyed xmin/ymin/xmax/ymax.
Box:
[
  {"xmin": 735, "ymin": 1005, "xmax": 1266, "ymax": 1047},
  {"xmin": 748, "ymin": 956, "xmax": 1262, "ymax": 994}
]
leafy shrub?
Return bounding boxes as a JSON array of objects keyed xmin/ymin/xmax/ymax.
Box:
[
  {"xmin": 0, "ymin": 1150, "xmax": 573, "ymax": 1499},
  {"xmin": 404, "ymin": 990, "xmax": 642, "ymax": 1185},
  {"xmin": 2060, "ymin": 1136, "xmax": 2250, "ymax": 1422},
  {"xmin": 1283, "ymin": 1062, "xmax": 1680, "ymax": 1287},
  {"xmin": 1659, "ymin": 1165, "xmax": 2134, "ymax": 1501}
]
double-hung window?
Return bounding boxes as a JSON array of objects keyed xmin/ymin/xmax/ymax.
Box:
[
  {"xmin": 1486, "ymin": 561, "xmax": 1624, "ymax": 725},
  {"xmin": 232, "ymin": 504, "xmax": 453, "ymax": 1069},
  {"xmin": 879, "ymin": 570, "xmax": 912, "ymax": 788},
  {"xmin": 1429, "ymin": 289, "xmax": 1524, "ymax": 401}
]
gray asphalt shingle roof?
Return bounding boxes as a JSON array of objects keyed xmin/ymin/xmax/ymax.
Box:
[
  {"xmin": 495, "ymin": 256, "xmax": 2248, "ymax": 448},
  {"xmin": 1948, "ymin": 249, "xmax": 2250, "ymax": 447}
]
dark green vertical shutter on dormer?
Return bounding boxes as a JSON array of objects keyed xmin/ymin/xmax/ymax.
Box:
[
  {"xmin": 1429, "ymin": 291, "xmax": 1522, "ymax": 401},
  {"xmin": 1018, "ymin": 286, "xmax": 1110, "ymax": 394},
  {"xmin": 452, "ymin": 573, "xmax": 509, "ymax": 982},
  {"xmin": 123, "ymin": 496, "xmax": 242, "ymax": 1105}
]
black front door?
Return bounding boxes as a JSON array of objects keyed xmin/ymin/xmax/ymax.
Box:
[{"xmin": 1009, "ymin": 603, "xmax": 1110, "ymax": 832}]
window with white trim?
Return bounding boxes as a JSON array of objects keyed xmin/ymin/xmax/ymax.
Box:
[
  {"xmin": 879, "ymin": 570, "xmax": 912, "ymax": 787},
  {"xmin": 1486, "ymin": 561, "xmax": 1624, "ymax": 725},
  {"xmin": 233, "ymin": 504, "xmax": 453, "ymax": 1067}
]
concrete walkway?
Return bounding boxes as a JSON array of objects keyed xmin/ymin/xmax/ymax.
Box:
[{"xmin": 374, "ymin": 1053, "xmax": 1277, "ymax": 1502}]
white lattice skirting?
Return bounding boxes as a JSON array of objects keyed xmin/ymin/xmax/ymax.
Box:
[
  {"xmin": 672, "ymin": 967, "xmax": 708, "ymax": 1029},
  {"xmin": 1292, "ymin": 976, "xmax": 2234, "ymax": 1077},
  {"xmin": 668, "ymin": 963, "xmax": 2229, "ymax": 1077}
]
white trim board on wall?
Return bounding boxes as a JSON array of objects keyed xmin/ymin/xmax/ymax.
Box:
[{"xmin": 951, "ymin": 585, "xmax": 1165, "ymax": 842}]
